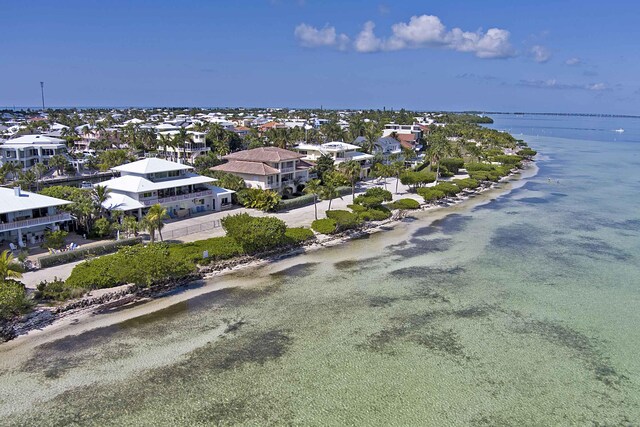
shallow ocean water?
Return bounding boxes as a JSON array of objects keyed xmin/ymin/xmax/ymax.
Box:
[{"xmin": 1, "ymin": 117, "xmax": 640, "ymax": 426}]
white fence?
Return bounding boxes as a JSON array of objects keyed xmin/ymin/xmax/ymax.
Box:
[{"xmin": 161, "ymin": 219, "xmax": 223, "ymax": 240}]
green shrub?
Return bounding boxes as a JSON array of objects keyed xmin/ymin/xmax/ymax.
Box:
[
  {"xmin": 276, "ymin": 193, "xmax": 315, "ymax": 211},
  {"xmin": 433, "ymin": 182, "xmax": 461, "ymax": 196},
  {"xmin": 336, "ymin": 186, "xmax": 352, "ymax": 197},
  {"xmin": 400, "ymin": 170, "xmax": 436, "ymax": 190},
  {"xmin": 439, "ymin": 158, "xmax": 465, "ymax": 174},
  {"xmin": 237, "ymin": 188, "xmax": 281, "ymax": 212},
  {"xmin": 312, "ymin": 218, "xmax": 337, "ymax": 234},
  {"xmin": 453, "ymin": 178, "xmax": 480, "ymax": 190},
  {"xmin": 42, "ymin": 230, "xmax": 68, "ymax": 250},
  {"xmin": 0, "ymin": 280, "xmax": 30, "ymax": 320},
  {"xmin": 92, "ymin": 218, "xmax": 112, "ymax": 238},
  {"xmin": 326, "ymin": 210, "xmax": 363, "ymax": 231},
  {"xmin": 418, "ymin": 188, "xmax": 446, "ymax": 202},
  {"xmin": 464, "ymin": 162, "xmax": 495, "ymax": 172},
  {"xmin": 347, "ymin": 204, "xmax": 368, "ymax": 213},
  {"xmin": 35, "ymin": 278, "xmax": 86, "ymax": 301},
  {"xmin": 358, "ymin": 207, "xmax": 392, "ymax": 221},
  {"xmin": 167, "ymin": 236, "xmax": 244, "ymax": 265},
  {"xmin": 284, "ymin": 227, "xmax": 315, "ymax": 244},
  {"xmin": 353, "ymin": 195, "xmax": 384, "ymax": 208},
  {"xmin": 38, "ymin": 237, "xmax": 143, "ymax": 268},
  {"xmin": 222, "ymin": 213, "xmax": 287, "ymax": 253},
  {"xmin": 66, "ymin": 244, "xmax": 195, "ymax": 289},
  {"xmin": 493, "ymin": 154, "xmax": 523, "ymax": 165},
  {"xmin": 387, "ymin": 198, "xmax": 420, "ymax": 209},
  {"xmin": 518, "ymin": 147, "xmax": 537, "ymax": 158},
  {"xmin": 362, "ymin": 187, "xmax": 392, "ymax": 201},
  {"xmin": 468, "ymin": 170, "xmax": 499, "ymax": 182}
]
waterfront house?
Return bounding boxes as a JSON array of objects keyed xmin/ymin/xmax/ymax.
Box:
[
  {"xmin": 0, "ymin": 134, "xmax": 68, "ymax": 170},
  {"xmin": 99, "ymin": 158, "xmax": 234, "ymax": 218},
  {"xmin": 294, "ymin": 141, "xmax": 373, "ymax": 178},
  {"xmin": 0, "ymin": 187, "xmax": 72, "ymax": 248},
  {"xmin": 211, "ymin": 147, "xmax": 312, "ymax": 195}
]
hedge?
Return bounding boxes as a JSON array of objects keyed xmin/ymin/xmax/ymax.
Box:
[
  {"xmin": 358, "ymin": 207, "xmax": 392, "ymax": 221},
  {"xmin": 326, "ymin": 210, "xmax": 363, "ymax": 231},
  {"xmin": 38, "ymin": 237, "xmax": 143, "ymax": 268},
  {"xmin": 276, "ymin": 193, "xmax": 316, "ymax": 211},
  {"xmin": 418, "ymin": 188, "xmax": 446, "ymax": 202},
  {"xmin": 433, "ymin": 182, "xmax": 461, "ymax": 196},
  {"xmin": 285, "ymin": 227, "xmax": 315, "ymax": 244},
  {"xmin": 167, "ymin": 236, "xmax": 244, "ymax": 265},
  {"xmin": 387, "ymin": 198, "xmax": 420, "ymax": 210},
  {"xmin": 312, "ymin": 218, "xmax": 337, "ymax": 234}
]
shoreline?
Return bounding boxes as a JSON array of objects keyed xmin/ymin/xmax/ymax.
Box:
[{"xmin": 0, "ymin": 161, "xmax": 539, "ymax": 351}]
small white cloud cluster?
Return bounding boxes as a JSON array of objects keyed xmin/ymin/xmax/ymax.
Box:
[
  {"xmin": 295, "ymin": 14, "xmax": 515, "ymax": 59},
  {"xmin": 530, "ymin": 45, "xmax": 551, "ymax": 63},
  {"xmin": 293, "ymin": 23, "xmax": 349, "ymax": 50},
  {"xmin": 520, "ymin": 79, "xmax": 609, "ymax": 91}
]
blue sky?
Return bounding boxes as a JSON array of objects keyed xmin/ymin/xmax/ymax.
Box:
[{"xmin": 1, "ymin": 0, "xmax": 638, "ymax": 114}]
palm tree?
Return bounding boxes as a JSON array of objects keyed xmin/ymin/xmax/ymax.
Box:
[
  {"xmin": 372, "ymin": 163, "xmax": 391, "ymax": 190},
  {"xmin": 390, "ymin": 160, "xmax": 405, "ymax": 195},
  {"xmin": 362, "ymin": 122, "xmax": 380, "ymax": 154},
  {"xmin": 338, "ymin": 160, "xmax": 361, "ymax": 202},
  {"xmin": 32, "ymin": 162, "xmax": 49, "ymax": 191},
  {"xmin": 0, "ymin": 250, "xmax": 23, "ymax": 281},
  {"xmin": 303, "ymin": 179, "xmax": 323, "ymax": 220},
  {"xmin": 91, "ymin": 185, "xmax": 111, "ymax": 218},
  {"xmin": 17, "ymin": 169, "xmax": 36, "ymax": 191},
  {"xmin": 320, "ymin": 179, "xmax": 340, "ymax": 211},
  {"xmin": 174, "ymin": 128, "xmax": 193, "ymax": 164},
  {"xmin": 158, "ymin": 133, "xmax": 174, "ymax": 160},
  {"xmin": 143, "ymin": 204, "xmax": 169, "ymax": 243},
  {"xmin": 428, "ymin": 134, "xmax": 454, "ymax": 183},
  {"xmin": 1, "ymin": 162, "xmax": 21, "ymax": 182}
]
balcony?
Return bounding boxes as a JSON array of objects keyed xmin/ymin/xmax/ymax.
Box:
[
  {"xmin": 0, "ymin": 213, "xmax": 72, "ymax": 232},
  {"xmin": 279, "ymin": 166, "xmax": 295, "ymax": 173},
  {"xmin": 143, "ymin": 189, "xmax": 214, "ymax": 206}
]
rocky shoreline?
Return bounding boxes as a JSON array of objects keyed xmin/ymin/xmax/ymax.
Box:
[{"xmin": 0, "ymin": 164, "xmax": 532, "ymax": 343}]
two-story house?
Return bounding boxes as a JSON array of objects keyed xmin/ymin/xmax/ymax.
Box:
[
  {"xmin": 0, "ymin": 187, "xmax": 72, "ymax": 248},
  {"xmin": 211, "ymin": 147, "xmax": 312, "ymax": 195},
  {"xmin": 295, "ymin": 142, "xmax": 373, "ymax": 178},
  {"xmin": 99, "ymin": 158, "xmax": 234, "ymax": 219},
  {"xmin": 0, "ymin": 134, "xmax": 68, "ymax": 170}
]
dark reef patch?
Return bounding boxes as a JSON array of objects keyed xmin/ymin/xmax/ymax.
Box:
[
  {"xmin": 270, "ymin": 262, "xmax": 320, "ymax": 279},
  {"xmin": 517, "ymin": 197, "xmax": 549, "ymax": 204},
  {"xmin": 490, "ymin": 223, "xmax": 542, "ymax": 249},
  {"xmin": 390, "ymin": 238, "xmax": 452, "ymax": 258}
]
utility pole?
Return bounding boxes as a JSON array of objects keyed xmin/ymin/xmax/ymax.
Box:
[{"xmin": 40, "ymin": 81, "xmax": 45, "ymax": 111}]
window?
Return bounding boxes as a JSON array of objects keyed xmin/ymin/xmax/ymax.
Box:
[{"xmin": 142, "ymin": 192, "xmax": 153, "ymax": 198}]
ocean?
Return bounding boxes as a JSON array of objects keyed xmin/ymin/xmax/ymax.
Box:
[{"xmin": 1, "ymin": 114, "xmax": 639, "ymax": 425}]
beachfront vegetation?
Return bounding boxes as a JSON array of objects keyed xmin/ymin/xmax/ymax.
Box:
[
  {"xmin": 222, "ymin": 213, "xmax": 287, "ymax": 253},
  {"xmin": 326, "ymin": 210, "xmax": 364, "ymax": 231},
  {"xmin": 387, "ymin": 198, "xmax": 420, "ymax": 210},
  {"xmin": 38, "ymin": 237, "xmax": 143, "ymax": 268},
  {"xmin": 418, "ymin": 188, "xmax": 447, "ymax": 202},
  {"xmin": 400, "ymin": 170, "xmax": 436, "ymax": 191},
  {"xmin": 312, "ymin": 218, "xmax": 337, "ymax": 234}
]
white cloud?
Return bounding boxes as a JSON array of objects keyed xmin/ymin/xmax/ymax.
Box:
[
  {"xmin": 294, "ymin": 24, "xmax": 349, "ymax": 50},
  {"xmin": 354, "ymin": 21, "xmax": 384, "ymax": 53},
  {"xmin": 295, "ymin": 14, "xmax": 516, "ymax": 59},
  {"xmin": 565, "ymin": 57, "xmax": 581, "ymax": 66},
  {"xmin": 519, "ymin": 79, "xmax": 609, "ymax": 91},
  {"xmin": 530, "ymin": 45, "xmax": 551, "ymax": 63}
]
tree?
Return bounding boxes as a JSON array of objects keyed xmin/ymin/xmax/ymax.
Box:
[
  {"xmin": 321, "ymin": 171, "xmax": 345, "ymax": 211},
  {"xmin": 390, "ymin": 160, "xmax": 405, "ymax": 194},
  {"xmin": 303, "ymin": 179, "xmax": 323, "ymax": 220},
  {"xmin": 338, "ymin": 160, "xmax": 361, "ymax": 202},
  {"xmin": 32, "ymin": 163, "xmax": 49, "ymax": 191},
  {"xmin": 17, "ymin": 169, "xmax": 36, "ymax": 191},
  {"xmin": 362, "ymin": 122, "xmax": 381, "ymax": 154},
  {"xmin": 158, "ymin": 133, "xmax": 175, "ymax": 160},
  {"xmin": 193, "ymin": 152, "xmax": 222, "ymax": 174},
  {"xmin": 91, "ymin": 185, "xmax": 111, "ymax": 217},
  {"xmin": 143, "ymin": 204, "xmax": 169, "ymax": 243},
  {"xmin": 0, "ymin": 250, "xmax": 23, "ymax": 281},
  {"xmin": 1, "ymin": 162, "xmax": 21, "ymax": 182},
  {"xmin": 312, "ymin": 154, "xmax": 335, "ymax": 183},
  {"xmin": 174, "ymin": 128, "xmax": 193, "ymax": 163},
  {"xmin": 372, "ymin": 163, "xmax": 391, "ymax": 190},
  {"xmin": 49, "ymin": 154, "xmax": 70, "ymax": 175},
  {"xmin": 428, "ymin": 134, "xmax": 454, "ymax": 183}
]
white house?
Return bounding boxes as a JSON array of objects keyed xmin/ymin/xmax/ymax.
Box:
[
  {"xmin": 0, "ymin": 187, "xmax": 72, "ymax": 248},
  {"xmin": 295, "ymin": 142, "xmax": 374, "ymax": 177},
  {"xmin": 211, "ymin": 147, "xmax": 312, "ymax": 195},
  {"xmin": 0, "ymin": 135, "xmax": 68, "ymax": 170},
  {"xmin": 157, "ymin": 130, "xmax": 210, "ymax": 164},
  {"xmin": 98, "ymin": 158, "xmax": 234, "ymax": 219}
]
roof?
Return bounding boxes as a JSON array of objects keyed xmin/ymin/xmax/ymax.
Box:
[
  {"xmin": 99, "ymin": 173, "xmax": 215, "ymax": 193},
  {"xmin": 101, "ymin": 193, "xmax": 144, "ymax": 211},
  {"xmin": 223, "ymin": 147, "xmax": 303, "ymax": 163},
  {"xmin": 111, "ymin": 158, "xmax": 193, "ymax": 174},
  {"xmin": 3, "ymin": 134, "xmax": 66, "ymax": 146},
  {"xmin": 0, "ymin": 187, "xmax": 72, "ymax": 215},
  {"xmin": 212, "ymin": 160, "xmax": 280, "ymax": 176}
]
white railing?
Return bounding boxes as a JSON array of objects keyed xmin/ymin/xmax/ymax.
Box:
[
  {"xmin": 0, "ymin": 213, "xmax": 72, "ymax": 232},
  {"xmin": 279, "ymin": 167, "xmax": 295, "ymax": 173},
  {"xmin": 143, "ymin": 190, "xmax": 214, "ymax": 206}
]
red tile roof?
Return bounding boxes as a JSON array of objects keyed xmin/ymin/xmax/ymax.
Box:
[
  {"xmin": 212, "ymin": 160, "xmax": 280, "ymax": 176},
  {"xmin": 224, "ymin": 147, "xmax": 304, "ymax": 162}
]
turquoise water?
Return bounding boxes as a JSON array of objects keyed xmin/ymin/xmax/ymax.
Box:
[{"xmin": 1, "ymin": 115, "xmax": 639, "ymax": 425}]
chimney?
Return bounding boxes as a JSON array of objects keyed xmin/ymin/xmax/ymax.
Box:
[{"xmin": 13, "ymin": 187, "xmax": 21, "ymax": 196}]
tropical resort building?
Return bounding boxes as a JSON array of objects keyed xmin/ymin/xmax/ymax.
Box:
[
  {"xmin": 211, "ymin": 147, "xmax": 312, "ymax": 195},
  {"xmin": 0, "ymin": 134, "xmax": 68, "ymax": 170},
  {"xmin": 0, "ymin": 187, "xmax": 72, "ymax": 248},
  {"xmin": 294, "ymin": 141, "xmax": 374, "ymax": 178},
  {"xmin": 98, "ymin": 158, "xmax": 234, "ymax": 219}
]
